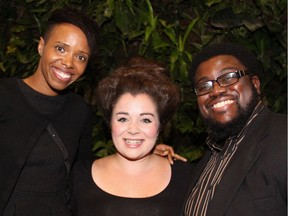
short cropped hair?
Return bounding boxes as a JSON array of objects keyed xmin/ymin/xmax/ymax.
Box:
[
  {"xmin": 97, "ymin": 57, "xmax": 180, "ymax": 130},
  {"xmin": 189, "ymin": 43, "xmax": 263, "ymax": 86},
  {"xmin": 43, "ymin": 7, "xmax": 98, "ymax": 61}
]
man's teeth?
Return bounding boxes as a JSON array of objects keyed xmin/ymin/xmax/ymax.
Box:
[
  {"xmin": 213, "ymin": 100, "xmax": 233, "ymax": 108},
  {"xmin": 55, "ymin": 70, "xmax": 71, "ymax": 79}
]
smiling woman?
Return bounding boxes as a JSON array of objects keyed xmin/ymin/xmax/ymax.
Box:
[
  {"xmin": 111, "ymin": 93, "xmax": 160, "ymax": 161},
  {"xmin": 71, "ymin": 56, "xmax": 194, "ymax": 216},
  {"xmin": 0, "ymin": 7, "xmax": 98, "ymax": 216},
  {"xmin": 24, "ymin": 23, "xmax": 90, "ymax": 95}
]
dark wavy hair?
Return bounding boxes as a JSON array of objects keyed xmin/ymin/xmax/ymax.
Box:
[
  {"xmin": 189, "ymin": 43, "xmax": 263, "ymax": 86},
  {"xmin": 97, "ymin": 57, "xmax": 180, "ymax": 131},
  {"xmin": 43, "ymin": 7, "xmax": 99, "ymax": 63}
]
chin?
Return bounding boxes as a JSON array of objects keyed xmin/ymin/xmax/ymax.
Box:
[
  {"xmin": 214, "ymin": 115, "xmax": 236, "ymax": 124},
  {"xmin": 204, "ymin": 89, "xmax": 260, "ymax": 142}
]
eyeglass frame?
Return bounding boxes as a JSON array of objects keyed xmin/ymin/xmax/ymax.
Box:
[{"xmin": 194, "ymin": 70, "xmax": 247, "ymax": 96}]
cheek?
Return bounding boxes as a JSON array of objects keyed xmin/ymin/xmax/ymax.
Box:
[
  {"xmin": 197, "ymin": 97, "xmax": 209, "ymax": 117},
  {"xmin": 43, "ymin": 48, "xmax": 58, "ymax": 61},
  {"xmin": 40, "ymin": 51, "xmax": 50, "ymax": 65},
  {"xmin": 111, "ymin": 122, "xmax": 126, "ymax": 137},
  {"xmin": 142, "ymin": 125, "xmax": 159, "ymax": 138},
  {"xmin": 236, "ymin": 85, "xmax": 253, "ymax": 108},
  {"xmin": 239, "ymin": 92, "xmax": 252, "ymax": 108},
  {"xmin": 74, "ymin": 62, "xmax": 88, "ymax": 77}
]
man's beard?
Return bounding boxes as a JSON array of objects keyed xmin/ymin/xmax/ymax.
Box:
[{"xmin": 202, "ymin": 87, "xmax": 260, "ymax": 143}]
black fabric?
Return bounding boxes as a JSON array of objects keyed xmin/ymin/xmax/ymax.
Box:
[
  {"xmin": 0, "ymin": 78, "xmax": 93, "ymax": 215},
  {"xmin": 71, "ymin": 160, "xmax": 193, "ymax": 216},
  {"xmin": 186, "ymin": 107, "xmax": 287, "ymax": 216},
  {"xmin": 17, "ymin": 78, "xmax": 65, "ymax": 116}
]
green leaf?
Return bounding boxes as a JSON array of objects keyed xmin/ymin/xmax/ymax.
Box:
[
  {"xmin": 107, "ymin": 0, "xmax": 114, "ymax": 11},
  {"xmin": 163, "ymin": 28, "xmax": 177, "ymax": 45},
  {"xmin": 204, "ymin": 0, "xmax": 222, "ymax": 7},
  {"xmin": 182, "ymin": 18, "xmax": 198, "ymax": 48}
]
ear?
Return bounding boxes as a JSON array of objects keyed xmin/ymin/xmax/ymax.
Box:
[
  {"xmin": 251, "ymin": 75, "xmax": 261, "ymax": 95},
  {"xmin": 38, "ymin": 37, "xmax": 45, "ymax": 56}
]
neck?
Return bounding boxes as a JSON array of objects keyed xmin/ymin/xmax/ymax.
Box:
[
  {"xmin": 111, "ymin": 153, "xmax": 157, "ymax": 175},
  {"xmin": 23, "ymin": 73, "xmax": 59, "ymax": 96}
]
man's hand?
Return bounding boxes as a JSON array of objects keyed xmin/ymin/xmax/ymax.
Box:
[{"xmin": 154, "ymin": 144, "xmax": 187, "ymax": 164}]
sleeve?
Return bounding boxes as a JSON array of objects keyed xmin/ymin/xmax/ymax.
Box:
[{"xmin": 76, "ymin": 104, "xmax": 94, "ymax": 161}]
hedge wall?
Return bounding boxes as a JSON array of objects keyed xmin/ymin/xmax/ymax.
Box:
[{"xmin": 0, "ymin": 0, "xmax": 286, "ymax": 160}]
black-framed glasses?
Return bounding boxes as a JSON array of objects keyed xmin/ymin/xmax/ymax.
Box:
[{"xmin": 194, "ymin": 70, "xmax": 247, "ymax": 96}]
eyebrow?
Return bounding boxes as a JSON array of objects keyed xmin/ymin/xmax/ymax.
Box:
[
  {"xmin": 219, "ymin": 67, "xmax": 241, "ymax": 72},
  {"xmin": 116, "ymin": 112, "xmax": 155, "ymax": 117},
  {"xmin": 140, "ymin": 113, "xmax": 155, "ymax": 117}
]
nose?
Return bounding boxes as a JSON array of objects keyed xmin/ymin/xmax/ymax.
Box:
[
  {"xmin": 209, "ymin": 81, "xmax": 227, "ymax": 97},
  {"xmin": 62, "ymin": 54, "xmax": 74, "ymax": 68},
  {"xmin": 127, "ymin": 123, "xmax": 140, "ymax": 135}
]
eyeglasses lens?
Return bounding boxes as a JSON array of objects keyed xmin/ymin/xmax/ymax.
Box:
[{"xmin": 195, "ymin": 72, "xmax": 241, "ymax": 96}]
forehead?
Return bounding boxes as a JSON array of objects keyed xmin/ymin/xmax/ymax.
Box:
[
  {"xmin": 45, "ymin": 23, "xmax": 90, "ymax": 52},
  {"xmin": 195, "ymin": 55, "xmax": 245, "ymax": 81},
  {"xmin": 45, "ymin": 23, "xmax": 87, "ymax": 42},
  {"xmin": 115, "ymin": 93, "xmax": 157, "ymax": 110}
]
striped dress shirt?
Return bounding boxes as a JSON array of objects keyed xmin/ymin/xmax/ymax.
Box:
[{"xmin": 184, "ymin": 102, "xmax": 264, "ymax": 216}]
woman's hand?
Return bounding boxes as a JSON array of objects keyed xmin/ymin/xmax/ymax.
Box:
[{"xmin": 154, "ymin": 144, "xmax": 187, "ymax": 164}]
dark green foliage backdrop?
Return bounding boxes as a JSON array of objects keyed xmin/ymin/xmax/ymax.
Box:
[{"xmin": 0, "ymin": 0, "xmax": 286, "ymax": 161}]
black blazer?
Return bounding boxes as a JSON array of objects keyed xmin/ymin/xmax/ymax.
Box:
[{"xmin": 188, "ymin": 106, "xmax": 287, "ymax": 216}]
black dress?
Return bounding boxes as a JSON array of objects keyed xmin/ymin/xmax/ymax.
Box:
[{"xmin": 71, "ymin": 160, "xmax": 194, "ymax": 216}]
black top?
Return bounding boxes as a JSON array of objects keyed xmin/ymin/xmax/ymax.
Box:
[
  {"xmin": 0, "ymin": 78, "xmax": 93, "ymax": 215},
  {"xmin": 71, "ymin": 160, "xmax": 194, "ymax": 216},
  {"xmin": 3, "ymin": 80, "xmax": 68, "ymax": 215}
]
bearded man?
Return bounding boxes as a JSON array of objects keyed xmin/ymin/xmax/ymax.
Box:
[{"xmin": 184, "ymin": 43, "xmax": 287, "ymax": 216}]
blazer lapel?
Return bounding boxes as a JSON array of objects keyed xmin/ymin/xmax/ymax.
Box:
[
  {"xmin": 207, "ymin": 109, "xmax": 270, "ymax": 216},
  {"xmin": 207, "ymin": 136, "xmax": 261, "ymax": 215}
]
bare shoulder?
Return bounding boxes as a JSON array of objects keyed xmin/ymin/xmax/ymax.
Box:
[
  {"xmin": 92, "ymin": 155, "xmax": 114, "ymax": 172},
  {"xmin": 151, "ymin": 154, "xmax": 171, "ymax": 173}
]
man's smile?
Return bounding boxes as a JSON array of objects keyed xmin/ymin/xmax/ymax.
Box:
[{"xmin": 211, "ymin": 99, "xmax": 234, "ymax": 109}]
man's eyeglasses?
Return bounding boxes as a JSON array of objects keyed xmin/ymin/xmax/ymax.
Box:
[{"xmin": 194, "ymin": 70, "xmax": 247, "ymax": 96}]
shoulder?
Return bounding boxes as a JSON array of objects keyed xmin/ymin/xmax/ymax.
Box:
[
  {"xmin": 72, "ymin": 159, "xmax": 93, "ymax": 179},
  {"xmin": 249, "ymin": 107, "xmax": 286, "ymax": 145},
  {"xmin": 66, "ymin": 92, "xmax": 88, "ymax": 107},
  {"xmin": 270, "ymin": 111, "xmax": 287, "ymax": 127},
  {"xmin": 91, "ymin": 155, "xmax": 115, "ymax": 176},
  {"xmin": 92, "ymin": 156, "xmax": 109, "ymax": 169},
  {"xmin": 0, "ymin": 78, "xmax": 22, "ymax": 109},
  {"xmin": 259, "ymin": 106, "xmax": 286, "ymax": 127},
  {"xmin": 171, "ymin": 160, "xmax": 193, "ymax": 176},
  {"xmin": 168, "ymin": 160, "xmax": 194, "ymax": 194},
  {"xmin": 261, "ymin": 108, "xmax": 287, "ymax": 144},
  {"xmin": 262, "ymin": 105, "xmax": 286, "ymax": 121},
  {"xmin": 64, "ymin": 92, "xmax": 93, "ymax": 116},
  {"xmin": 0, "ymin": 77, "xmax": 16, "ymax": 85},
  {"xmin": 0, "ymin": 78, "xmax": 18, "ymax": 92}
]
